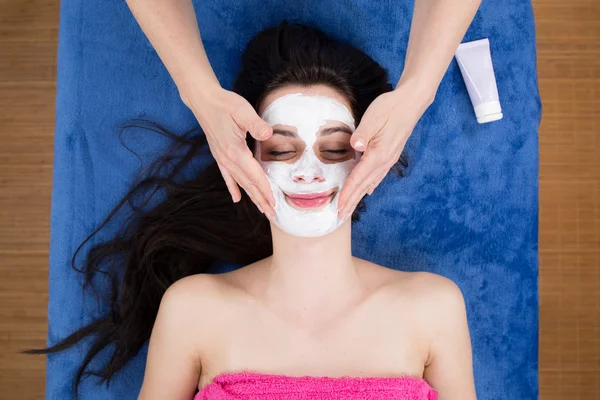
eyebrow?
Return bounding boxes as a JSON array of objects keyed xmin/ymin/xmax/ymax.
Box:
[
  {"xmin": 320, "ymin": 126, "xmax": 353, "ymax": 136},
  {"xmin": 272, "ymin": 126, "xmax": 352, "ymax": 137},
  {"xmin": 272, "ymin": 128, "xmax": 297, "ymax": 137}
]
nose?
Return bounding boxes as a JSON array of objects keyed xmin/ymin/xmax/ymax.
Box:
[
  {"xmin": 292, "ymin": 151, "xmax": 325, "ymax": 184},
  {"xmin": 293, "ymin": 172, "xmax": 325, "ymax": 184}
]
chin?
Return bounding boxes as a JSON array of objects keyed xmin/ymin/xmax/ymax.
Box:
[{"xmin": 270, "ymin": 201, "xmax": 342, "ymax": 238}]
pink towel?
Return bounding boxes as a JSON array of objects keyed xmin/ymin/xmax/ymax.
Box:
[{"xmin": 194, "ymin": 371, "xmax": 438, "ymax": 399}]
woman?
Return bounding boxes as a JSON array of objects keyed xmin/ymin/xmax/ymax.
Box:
[{"xmin": 28, "ymin": 21, "xmax": 476, "ymax": 399}]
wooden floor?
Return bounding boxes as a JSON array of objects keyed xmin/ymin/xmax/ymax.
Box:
[
  {"xmin": 0, "ymin": 0, "xmax": 598, "ymax": 398},
  {"xmin": 535, "ymin": 0, "xmax": 600, "ymax": 397}
]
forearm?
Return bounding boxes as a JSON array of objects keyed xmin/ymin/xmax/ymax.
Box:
[
  {"xmin": 126, "ymin": 0, "xmax": 221, "ymax": 106},
  {"xmin": 398, "ymin": 0, "xmax": 482, "ymax": 103}
]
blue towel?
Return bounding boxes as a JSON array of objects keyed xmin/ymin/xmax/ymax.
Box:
[{"xmin": 47, "ymin": 0, "xmax": 540, "ymax": 398}]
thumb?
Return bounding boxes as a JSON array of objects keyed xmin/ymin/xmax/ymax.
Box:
[
  {"xmin": 235, "ymin": 103, "xmax": 273, "ymax": 141},
  {"xmin": 351, "ymin": 114, "xmax": 381, "ymax": 152}
]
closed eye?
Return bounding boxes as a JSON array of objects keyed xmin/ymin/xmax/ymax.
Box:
[
  {"xmin": 269, "ymin": 150, "xmax": 294, "ymax": 156},
  {"xmin": 318, "ymin": 146, "xmax": 354, "ymax": 163}
]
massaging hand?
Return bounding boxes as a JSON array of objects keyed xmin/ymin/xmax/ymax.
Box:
[
  {"xmin": 337, "ymin": 83, "xmax": 432, "ymax": 220},
  {"xmin": 188, "ymin": 86, "xmax": 276, "ymax": 218}
]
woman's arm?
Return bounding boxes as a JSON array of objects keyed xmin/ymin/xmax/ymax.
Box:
[
  {"xmin": 125, "ymin": 0, "xmax": 276, "ymax": 217},
  {"xmin": 422, "ymin": 274, "xmax": 477, "ymax": 399},
  {"xmin": 125, "ymin": 0, "xmax": 220, "ymax": 103},
  {"xmin": 398, "ymin": 0, "xmax": 482, "ymax": 96},
  {"xmin": 137, "ymin": 277, "xmax": 206, "ymax": 400},
  {"xmin": 339, "ymin": 0, "xmax": 482, "ymax": 219}
]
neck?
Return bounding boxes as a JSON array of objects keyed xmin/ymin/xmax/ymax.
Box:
[{"xmin": 263, "ymin": 220, "xmax": 364, "ymax": 318}]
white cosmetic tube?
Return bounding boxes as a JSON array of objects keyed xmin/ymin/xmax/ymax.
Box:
[{"xmin": 455, "ymin": 38, "xmax": 503, "ymax": 124}]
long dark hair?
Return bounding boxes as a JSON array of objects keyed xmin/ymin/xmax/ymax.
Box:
[{"xmin": 24, "ymin": 20, "xmax": 407, "ymax": 398}]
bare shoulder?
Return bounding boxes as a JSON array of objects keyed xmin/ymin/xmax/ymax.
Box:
[
  {"xmin": 161, "ymin": 273, "xmax": 240, "ymax": 326},
  {"xmin": 405, "ymin": 271, "xmax": 464, "ymax": 301},
  {"xmin": 398, "ymin": 272, "xmax": 470, "ymax": 360},
  {"xmin": 168, "ymin": 273, "xmax": 230, "ymax": 295},
  {"xmin": 140, "ymin": 274, "xmax": 238, "ymax": 396},
  {"xmin": 358, "ymin": 261, "xmax": 466, "ymax": 314},
  {"xmin": 385, "ymin": 270, "xmax": 469, "ymax": 364},
  {"xmin": 392, "ymin": 270, "xmax": 466, "ymax": 315},
  {"xmin": 357, "ymin": 260, "xmax": 454, "ymax": 291},
  {"xmin": 165, "ymin": 273, "xmax": 224, "ymax": 304}
]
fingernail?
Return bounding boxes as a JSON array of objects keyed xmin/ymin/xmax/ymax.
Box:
[
  {"xmin": 257, "ymin": 204, "xmax": 264, "ymax": 214},
  {"xmin": 354, "ymin": 140, "xmax": 365, "ymax": 151},
  {"xmin": 269, "ymin": 198, "xmax": 276, "ymax": 208},
  {"xmin": 339, "ymin": 210, "xmax": 347, "ymax": 221}
]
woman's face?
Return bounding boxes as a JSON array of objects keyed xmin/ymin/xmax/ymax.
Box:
[{"xmin": 255, "ymin": 85, "xmax": 358, "ymax": 237}]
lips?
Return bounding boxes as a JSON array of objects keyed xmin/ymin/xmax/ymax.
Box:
[{"xmin": 284, "ymin": 189, "xmax": 336, "ymax": 210}]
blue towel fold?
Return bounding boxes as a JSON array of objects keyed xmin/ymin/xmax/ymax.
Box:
[{"xmin": 48, "ymin": 0, "xmax": 540, "ymax": 398}]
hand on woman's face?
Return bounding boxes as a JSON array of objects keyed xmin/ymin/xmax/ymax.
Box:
[{"xmin": 254, "ymin": 87, "xmax": 359, "ymax": 238}]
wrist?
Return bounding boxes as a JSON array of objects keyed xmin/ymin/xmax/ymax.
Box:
[
  {"xmin": 178, "ymin": 72, "xmax": 223, "ymax": 110},
  {"xmin": 394, "ymin": 73, "xmax": 438, "ymax": 109}
]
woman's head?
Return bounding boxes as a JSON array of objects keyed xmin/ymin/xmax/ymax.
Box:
[
  {"xmin": 233, "ymin": 20, "xmax": 391, "ymax": 122},
  {"xmin": 232, "ymin": 20, "xmax": 394, "ymax": 236},
  {"xmin": 255, "ymin": 86, "xmax": 358, "ymax": 237},
  {"xmin": 24, "ymin": 20, "xmax": 405, "ymax": 398}
]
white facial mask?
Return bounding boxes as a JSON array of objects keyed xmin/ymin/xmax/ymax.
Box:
[{"xmin": 255, "ymin": 93, "xmax": 358, "ymax": 237}]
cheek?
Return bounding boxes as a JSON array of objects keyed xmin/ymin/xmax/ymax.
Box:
[
  {"xmin": 323, "ymin": 160, "xmax": 357, "ymax": 182},
  {"xmin": 260, "ymin": 161, "xmax": 293, "ymax": 182}
]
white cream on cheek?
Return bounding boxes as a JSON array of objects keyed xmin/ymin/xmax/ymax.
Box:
[{"xmin": 255, "ymin": 93, "xmax": 358, "ymax": 238}]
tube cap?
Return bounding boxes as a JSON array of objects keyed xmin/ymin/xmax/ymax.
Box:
[{"xmin": 474, "ymin": 100, "xmax": 503, "ymax": 124}]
